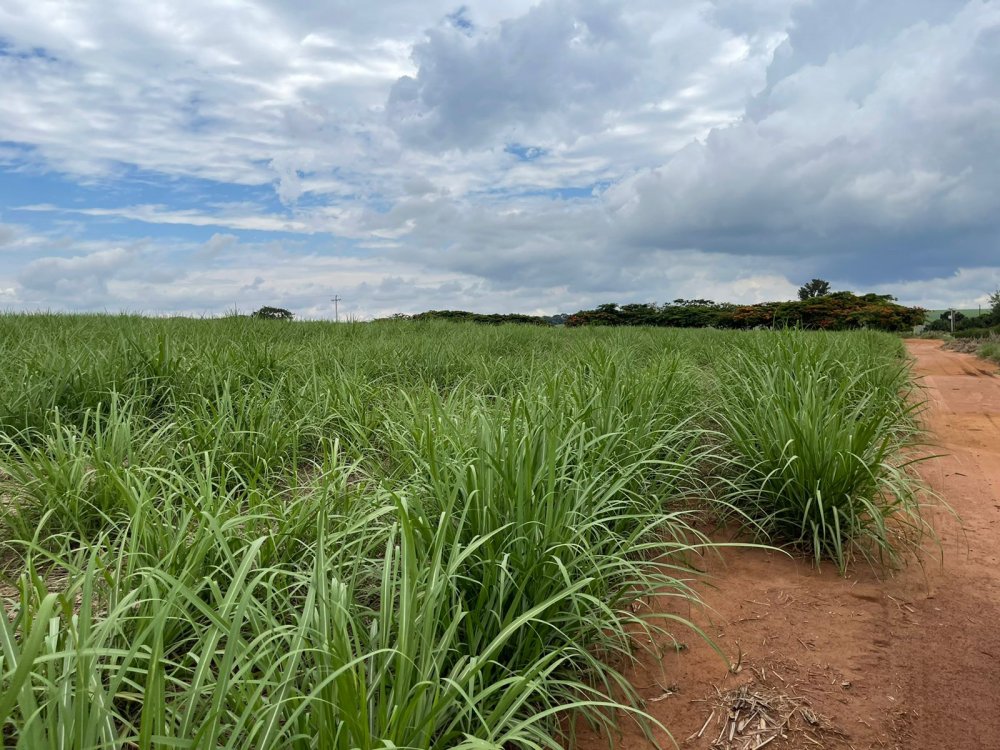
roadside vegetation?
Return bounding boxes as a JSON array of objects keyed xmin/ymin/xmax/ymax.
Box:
[
  {"xmin": 926, "ymin": 288, "xmax": 1000, "ymax": 335},
  {"xmin": 978, "ymin": 335, "xmax": 1000, "ymax": 364},
  {"xmin": 931, "ymin": 289, "xmax": 1000, "ymax": 364},
  {"xmin": 0, "ymin": 315, "xmax": 931, "ymax": 748},
  {"xmin": 945, "ymin": 333, "xmax": 1000, "ymax": 364}
]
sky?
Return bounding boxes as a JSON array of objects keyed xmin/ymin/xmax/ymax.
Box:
[{"xmin": 1, "ymin": 0, "xmax": 998, "ymax": 319}]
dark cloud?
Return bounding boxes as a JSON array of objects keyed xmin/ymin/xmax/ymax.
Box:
[
  {"xmin": 760, "ymin": 0, "xmax": 968, "ymax": 94},
  {"xmin": 605, "ymin": 0, "xmax": 1000, "ymax": 285}
]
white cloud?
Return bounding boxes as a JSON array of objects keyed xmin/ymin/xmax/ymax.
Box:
[
  {"xmin": 19, "ymin": 246, "xmax": 138, "ymax": 303},
  {"xmin": 0, "ymin": 0, "xmax": 999, "ymax": 316},
  {"xmin": 0, "ymin": 0, "xmax": 784, "ymax": 202},
  {"xmin": 0, "ymin": 0, "xmax": 413, "ymax": 189},
  {"xmin": 386, "ymin": 0, "xmax": 782, "ymax": 155},
  {"xmin": 18, "ymin": 204, "xmax": 317, "ymax": 233},
  {"xmin": 270, "ymin": 156, "xmax": 305, "ymax": 205},
  {"xmin": 200, "ymin": 233, "xmax": 240, "ymax": 258},
  {"xmin": 2, "ymin": 221, "xmax": 810, "ymax": 318},
  {"xmin": 0, "ymin": 223, "xmax": 17, "ymax": 246}
]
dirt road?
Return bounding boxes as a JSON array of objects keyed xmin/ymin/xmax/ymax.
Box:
[
  {"xmin": 890, "ymin": 340, "xmax": 1000, "ymax": 748},
  {"xmin": 580, "ymin": 340, "xmax": 1000, "ymax": 750}
]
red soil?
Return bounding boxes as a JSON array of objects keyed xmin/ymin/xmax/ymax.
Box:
[{"xmin": 579, "ymin": 340, "xmax": 1000, "ymax": 750}]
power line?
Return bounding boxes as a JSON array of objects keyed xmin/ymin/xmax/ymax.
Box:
[{"xmin": 331, "ymin": 295, "xmax": 342, "ymax": 323}]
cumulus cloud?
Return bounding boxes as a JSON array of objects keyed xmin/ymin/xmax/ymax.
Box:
[
  {"xmin": 270, "ymin": 156, "xmax": 306, "ymax": 205},
  {"xmin": 1, "ymin": 0, "xmax": 999, "ymax": 316},
  {"xmin": 604, "ymin": 0, "xmax": 1000, "ymax": 283},
  {"xmin": 386, "ymin": 0, "xmax": 780, "ymax": 152},
  {"xmin": 14, "ymin": 239, "xmax": 192, "ymax": 308},
  {"xmin": 387, "ymin": 1, "xmax": 645, "ymax": 148},
  {"xmin": 19, "ymin": 246, "xmax": 137, "ymax": 301},
  {"xmin": 0, "ymin": 0, "xmax": 417, "ymax": 195}
]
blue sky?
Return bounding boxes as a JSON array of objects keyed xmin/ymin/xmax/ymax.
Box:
[{"xmin": 1, "ymin": 0, "xmax": 998, "ymax": 318}]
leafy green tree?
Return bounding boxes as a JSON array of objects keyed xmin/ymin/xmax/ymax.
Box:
[{"xmin": 797, "ymin": 279, "xmax": 832, "ymax": 300}]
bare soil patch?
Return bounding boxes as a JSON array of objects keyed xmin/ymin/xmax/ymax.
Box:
[{"xmin": 579, "ymin": 340, "xmax": 1000, "ymax": 750}]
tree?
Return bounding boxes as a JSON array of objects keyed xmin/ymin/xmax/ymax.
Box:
[
  {"xmin": 798, "ymin": 279, "xmax": 832, "ymax": 300},
  {"xmin": 671, "ymin": 298, "xmax": 717, "ymax": 307},
  {"xmin": 251, "ymin": 306, "xmax": 294, "ymax": 320},
  {"xmin": 989, "ymin": 288, "xmax": 1000, "ymax": 316}
]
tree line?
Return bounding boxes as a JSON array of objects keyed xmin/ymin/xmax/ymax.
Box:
[
  {"xmin": 397, "ymin": 282, "xmax": 925, "ymax": 332},
  {"xmin": 251, "ymin": 279, "xmax": 961, "ymax": 333},
  {"xmin": 562, "ymin": 291, "xmax": 924, "ymax": 331}
]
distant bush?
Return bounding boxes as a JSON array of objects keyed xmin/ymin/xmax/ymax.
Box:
[
  {"xmin": 409, "ymin": 310, "xmax": 551, "ymax": 326},
  {"xmin": 251, "ymin": 306, "xmax": 294, "ymax": 320},
  {"xmin": 980, "ymin": 341, "xmax": 1000, "ymax": 365}
]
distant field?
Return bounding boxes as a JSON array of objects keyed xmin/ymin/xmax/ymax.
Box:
[
  {"xmin": 926, "ymin": 308, "xmax": 983, "ymax": 322},
  {"xmin": 0, "ymin": 315, "xmax": 930, "ymax": 748}
]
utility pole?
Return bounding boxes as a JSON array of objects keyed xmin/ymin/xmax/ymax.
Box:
[
  {"xmin": 950, "ymin": 309, "xmax": 955, "ymax": 334},
  {"xmin": 331, "ymin": 296, "xmax": 341, "ymax": 323}
]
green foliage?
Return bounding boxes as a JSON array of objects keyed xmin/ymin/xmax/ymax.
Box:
[
  {"xmin": 797, "ymin": 278, "xmax": 832, "ymax": 300},
  {"xmin": 382, "ymin": 311, "xmax": 570, "ymax": 326},
  {"xmin": 953, "ymin": 326, "xmax": 1000, "ymax": 339},
  {"xmin": 714, "ymin": 331, "xmax": 932, "ymax": 573},
  {"xmin": 928, "ymin": 311, "xmax": 1000, "ymax": 333},
  {"xmin": 989, "ymin": 289, "xmax": 1000, "ymax": 317},
  {"xmin": 0, "ymin": 315, "xmax": 933, "ymax": 747},
  {"xmin": 566, "ymin": 293, "xmax": 924, "ymax": 332},
  {"xmin": 0, "ymin": 315, "xmax": 711, "ymax": 748},
  {"xmin": 979, "ymin": 340, "xmax": 1000, "ymax": 364},
  {"xmin": 250, "ymin": 306, "xmax": 294, "ymax": 320},
  {"xmin": 406, "ymin": 310, "xmax": 551, "ymax": 326},
  {"xmin": 926, "ymin": 292, "xmax": 1000, "ymax": 332}
]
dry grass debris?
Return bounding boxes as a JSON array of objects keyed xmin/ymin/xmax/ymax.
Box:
[{"xmin": 691, "ymin": 684, "xmax": 841, "ymax": 750}]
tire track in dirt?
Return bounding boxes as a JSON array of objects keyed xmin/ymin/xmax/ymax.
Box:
[
  {"xmin": 886, "ymin": 340, "xmax": 1000, "ymax": 749},
  {"xmin": 577, "ymin": 340, "xmax": 1000, "ymax": 750}
]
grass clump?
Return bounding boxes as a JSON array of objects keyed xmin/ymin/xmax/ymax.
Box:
[
  {"xmin": 715, "ymin": 331, "xmax": 931, "ymax": 573},
  {"xmin": 977, "ymin": 337, "xmax": 1000, "ymax": 364}
]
